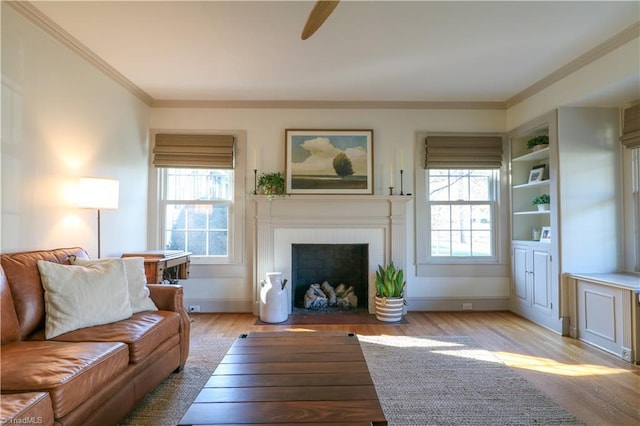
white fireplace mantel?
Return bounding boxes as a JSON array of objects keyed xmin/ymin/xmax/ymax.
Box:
[{"xmin": 252, "ymin": 195, "xmax": 412, "ymax": 314}]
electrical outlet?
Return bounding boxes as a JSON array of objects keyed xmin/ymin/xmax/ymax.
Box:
[
  {"xmin": 188, "ymin": 305, "xmax": 200, "ymax": 313},
  {"xmin": 462, "ymin": 303, "xmax": 473, "ymax": 310}
]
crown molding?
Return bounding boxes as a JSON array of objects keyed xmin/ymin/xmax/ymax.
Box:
[
  {"xmin": 8, "ymin": 1, "xmax": 638, "ymax": 111},
  {"xmin": 506, "ymin": 21, "xmax": 640, "ymax": 109},
  {"xmin": 5, "ymin": 0, "xmax": 154, "ymax": 105},
  {"xmin": 150, "ymin": 99, "xmax": 506, "ymax": 110}
]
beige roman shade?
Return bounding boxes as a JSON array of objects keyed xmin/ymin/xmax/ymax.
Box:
[
  {"xmin": 620, "ymin": 103, "xmax": 640, "ymax": 149},
  {"xmin": 425, "ymin": 135, "xmax": 503, "ymax": 169},
  {"xmin": 153, "ymin": 134, "xmax": 235, "ymax": 169}
]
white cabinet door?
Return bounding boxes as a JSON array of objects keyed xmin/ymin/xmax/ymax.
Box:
[
  {"xmin": 532, "ymin": 248, "xmax": 552, "ymax": 313},
  {"xmin": 512, "ymin": 245, "xmax": 529, "ymax": 302}
]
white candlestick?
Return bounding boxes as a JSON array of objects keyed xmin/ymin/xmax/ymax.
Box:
[
  {"xmin": 253, "ymin": 150, "xmax": 257, "ymax": 170},
  {"xmin": 399, "ymin": 149, "xmax": 404, "ymax": 169},
  {"xmin": 389, "ymin": 163, "xmax": 394, "ymax": 187}
]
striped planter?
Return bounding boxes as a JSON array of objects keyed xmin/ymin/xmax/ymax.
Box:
[{"xmin": 375, "ymin": 296, "xmax": 405, "ymax": 322}]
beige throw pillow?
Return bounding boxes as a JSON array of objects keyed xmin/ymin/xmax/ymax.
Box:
[
  {"xmin": 37, "ymin": 260, "xmax": 133, "ymax": 339},
  {"xmin": 71, "ymin": 257, "xmax": 158, "ymax": 313}
]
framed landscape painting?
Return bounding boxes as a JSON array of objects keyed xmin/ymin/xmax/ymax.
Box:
[{"xmin": 285, "ymin": 129, "xmax": 374, "ymax": 194}]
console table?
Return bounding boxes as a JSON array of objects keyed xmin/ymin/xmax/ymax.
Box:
[{"xmin": 121, "ymin": 250, "xmax": 191, "ymax": 284}]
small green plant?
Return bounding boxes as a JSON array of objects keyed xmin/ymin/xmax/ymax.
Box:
[
  {"xmin": 375, "ymin": 262, "xmax": 406, "ymax": 299},
  {"xmin": 526, "ymin": 135, "xmax": 549, "ymax": 150},
  {"xmin": 257, "ymin": 172, "xmax": 286, "ymax": 200},
  {"xmin": 532, "ymin": 194, "xmax": 551, "ymax": 205}
]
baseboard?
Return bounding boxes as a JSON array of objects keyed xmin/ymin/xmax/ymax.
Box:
[
  {"xmin": 407, "ymin": 297, "xmax": 509, "ymax": 311},
  {"xmin": 183, "ymin": 299, "xmax": 252, "ymax": 313},
  {"xmin": 184, "ymin": 298, "xmax": 509, "ymax": 313}
]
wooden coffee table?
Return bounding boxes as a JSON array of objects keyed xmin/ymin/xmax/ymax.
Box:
[{"xmin": 178, "ymin": 331, "xmax": 387, "ymax": 425}]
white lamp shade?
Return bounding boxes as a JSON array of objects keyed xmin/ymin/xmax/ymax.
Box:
[{"xmin": 78, "ymin": 177, "xmax": 119, "ymax": 209}]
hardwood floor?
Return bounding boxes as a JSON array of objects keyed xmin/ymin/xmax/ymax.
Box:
[{"xmin": 189, "ymin": 311, "xmax": 639, "ymax": 426}]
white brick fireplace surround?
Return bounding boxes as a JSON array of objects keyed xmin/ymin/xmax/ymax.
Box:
[{"xmin": 253, "ymin": 195, "xmax": 411, "ymax": 315}]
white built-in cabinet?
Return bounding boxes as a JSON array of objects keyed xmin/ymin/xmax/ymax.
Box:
[{"xmin": 509, "ymin": 108, "xmax": 621, "ymax": 334}]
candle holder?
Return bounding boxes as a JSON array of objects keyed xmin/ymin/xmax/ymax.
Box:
[
  {"xmin": 388, "ymin": 186, "xmax": 394, "ymax": 196},
  {"xmin": 253, "ymin": 169, "xmax": 258, "ymax": 195},
  {"xmin": 400, "ymin": 169, "xmax": 404, "ymax": 195}
]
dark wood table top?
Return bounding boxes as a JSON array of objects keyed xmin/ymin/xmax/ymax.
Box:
[{"xmin": 178, "ymin": 331, "xmax": 387, "ymax": 425}]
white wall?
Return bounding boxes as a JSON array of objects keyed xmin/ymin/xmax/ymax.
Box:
[
  {"xmin": 507, "ymin": 38, "xmax": 639, "ymax": 129},
  {"xmin": 149, "ymin": 107, "xmax": 507, "ymax": 310},
  {"xmin": 1, "ymin": 6, "xmax": 149, "ymax": 258}
]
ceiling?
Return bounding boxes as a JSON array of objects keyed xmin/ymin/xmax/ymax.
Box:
[{"xmin": 27, "ymin": 1, "xmax": 640, "ymax": 106}]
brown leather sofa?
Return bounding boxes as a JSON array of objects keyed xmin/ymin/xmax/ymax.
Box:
[{"xmin": 0, "ymin": 247, "xmax": 191, "ymax": 425}]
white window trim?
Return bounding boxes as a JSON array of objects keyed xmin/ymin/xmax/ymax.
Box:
[
  {"xmin": 148, "ymin": 130, "xmax": 245, "ymax": 266},
  {"xmin": 414, "ymin": 132, "xmax": 510, "ymax": 277},
  {"xmin": 623, "ymin": 146, "xmax": 640, "ymax": 272}
]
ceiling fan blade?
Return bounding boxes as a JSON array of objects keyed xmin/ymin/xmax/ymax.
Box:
[{"xmin": 301, "ymin": 0, "xmax": 340, "ymax": 40}]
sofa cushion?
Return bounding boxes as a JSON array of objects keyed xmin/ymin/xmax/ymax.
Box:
[
  {"xmin": 0, "ymin": 340, "xmax": 129, "ymax": 418},
  {"xmin": 0, "ymin": 392, "xmax": 54, "ymax": 426},
  {"xmin": 1, "ymin": 266, "xmax": 21, "ymax": 344},
  {"xmin": 51, "ymin": 310, "xmax": 181, "ymax": 363},
  {"xmin": 37, "ymin": 260, "xmax": 133, "ymax": 338},
  {"xmin": 0, "ymin": 248, "xmax": 89, "ymax": 340},
  {"xmin": 70, "ymin": 257, "xmax": 158, "ymax": 314}
]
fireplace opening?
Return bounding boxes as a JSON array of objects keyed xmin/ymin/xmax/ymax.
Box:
[{"xmin": 291, "ymin": 244, "xmax": 368, "ymax": 311}]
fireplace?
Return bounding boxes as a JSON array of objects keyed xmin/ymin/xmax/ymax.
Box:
[
  {"xmin": 291, "ymin": 243, "xmax": 368, "ymax": 310},
  {"xmin": 253, "ymin": 195, "xmax": 410, "ymax": 314}
]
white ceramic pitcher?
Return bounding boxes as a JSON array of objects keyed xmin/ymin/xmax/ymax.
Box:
[{"xmin": 259, "ymin": 272, "xmax": 288, "ymax": 323}]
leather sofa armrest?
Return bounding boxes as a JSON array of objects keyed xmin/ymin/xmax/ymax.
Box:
[
  {"xmin": 148, "ymin": 284, "xmax": 184, "ymax": 311},
  {"xmin": 147, "ymin": 284, "xmax": 190, "ymax": 367}
]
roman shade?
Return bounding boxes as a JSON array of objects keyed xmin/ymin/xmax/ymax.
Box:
[
  {"xmin": 620, "ymin": 103, "xmax": 640, "ymax": 149},
  {"xmin": 153, "ymin": 134, "xmax": 235, "ymax": 169},
  {"xmin": 425, "ymin": 136, "xmax": 503, "ymax": 169}
]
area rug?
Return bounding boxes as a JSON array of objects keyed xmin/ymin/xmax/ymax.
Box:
[{"xmin": 119, "ymin": 335, "xmax": 583, "ymax": 426}]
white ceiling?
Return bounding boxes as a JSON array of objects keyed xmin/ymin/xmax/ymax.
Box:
[{"xmin": 29, "ymin": 1, "xmax": 640, "ymax": 105}]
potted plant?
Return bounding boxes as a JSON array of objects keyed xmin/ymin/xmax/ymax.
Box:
[
  {"xmin": 374, "ymin": 261, "xmax": 406, "ymax": 322},
  {"xmin": 257, "ymin": 172, "xmax": 286, "ymax": 200},
  {"xmin": 532, "ymin": 193, "xmax": 551, "ymax": 211},
  {"xmin": 526, "ymin": 135, "xmax": 549, "ymax": 152}
]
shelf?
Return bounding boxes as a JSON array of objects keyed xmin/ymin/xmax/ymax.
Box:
[
  {"xmin": 512, "ymin": 146, "xmax": 549, "ymax": 162},
  {"xmin": 514, "ymin": 210, "xmax": 550, "ymax": 215},
  {"xmin": 513, "ymin": 180, "xmax": 550, "ymax": 189}
]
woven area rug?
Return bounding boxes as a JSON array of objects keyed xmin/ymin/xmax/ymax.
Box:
[{"xmin": 119, "ymin": 335, "xmax": 584, "ymax": 426}]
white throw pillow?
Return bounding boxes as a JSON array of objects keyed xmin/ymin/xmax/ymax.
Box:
[
  {"xmin": 71, "ymin": 257, "xmax": 158, "ymax": 314},
  {"xmin": 37, "ymin": 260, "xmax": 133, "ymax": 339}
]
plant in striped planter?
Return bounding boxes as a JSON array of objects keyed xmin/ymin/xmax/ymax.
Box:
[{"xmin": 374, "ymin": 262, "xmax": 407, "ymax": 322}]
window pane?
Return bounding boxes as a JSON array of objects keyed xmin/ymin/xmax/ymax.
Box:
[
  {"xmin": 449, "ymin": 171, "xmax": 470, "ymax": 200},
  {"xmin": 431, "ymin": 205, "xmax": 450, "ymax": 229},
  {"xmin": 428, "ymin": 174, "xmax": 449, "ymax": 201},
  {"xmin": 451, "ymin": 230, "xmax": 471, "ymax": 256},
  {"xmin": 431, "ymin": 230, "xmax": 451, "ymax": 256},
  {"xmin": 470, "ymin": 173, "xmax": 491, "ymax": 200},
  {"xmin": 451, "ymin": 205, "xmax": 471, "ymax": 230},
  {"xmin": 471, "ymin": 205, "xmax": 491, "ymax": 229},
  {"xmin": 472, "ymin": 231, "xmax": 492, "ymax": 256}
]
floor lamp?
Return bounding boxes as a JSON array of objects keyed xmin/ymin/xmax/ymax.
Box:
[{"xmin": 78, "ymin": 177, "xmax": 119, "ymax": 258}]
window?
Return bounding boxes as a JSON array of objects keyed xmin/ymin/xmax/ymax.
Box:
[
  {"xmin": 415, "ymin": 133, "xmax": 508, "ymax": 276},
  {"xmin": 150, "ymin": 132, "xmax": 244, "ymax": 265},
  {"xmin": 161, "ymin": 168, "xmax": 233, "ymax": 257},
  {"xmin": 428, "ymin": 169, "xmax": 496, "ymax": 258},
  {"xmin": 632, "ymin": 148, "xmax": 640, "ymax": 271}
]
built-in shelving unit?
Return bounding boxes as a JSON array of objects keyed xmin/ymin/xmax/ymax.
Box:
[
  {"xmin": 508, "ymin": 108, "xmax": 622, "ymax": 336},
  {"xmin": 510, "ymin": 130, "xmax": 551, "ymax": 242}
]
